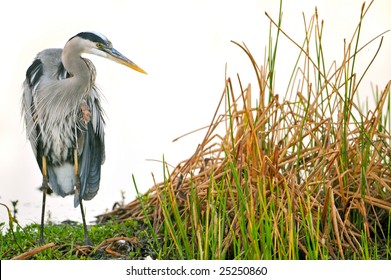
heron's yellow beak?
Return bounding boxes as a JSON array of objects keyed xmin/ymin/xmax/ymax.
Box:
[{"xmin": 104, "ymin": 47, "xmax": 147, "ymax": 74}]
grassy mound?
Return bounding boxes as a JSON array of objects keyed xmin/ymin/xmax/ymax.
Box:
[{"xmin": 98, "ymin": 2, "xmax": 391, "ymax": 260}]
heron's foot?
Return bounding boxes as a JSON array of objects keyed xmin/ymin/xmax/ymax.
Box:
[
  {"xmin": 84, "ymin": 235, "xmax": 93, "ymax": 246},
  {"xmin": 38, "ymin": 236, "xmax": 46, "ymax": 245},
  {"xmin": 80, "ymin": 102, "xmax": 91, "ymax": 124}
]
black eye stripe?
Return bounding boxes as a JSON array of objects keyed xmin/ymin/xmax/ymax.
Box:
[{"xmin": 69, "ymin": 32, "xmax": 108, "ymax": 45}]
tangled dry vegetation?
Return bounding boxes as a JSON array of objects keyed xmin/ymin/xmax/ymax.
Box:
[{"xmin": 98, "ymin": 3, "xmax": 391, "ymax": 259}]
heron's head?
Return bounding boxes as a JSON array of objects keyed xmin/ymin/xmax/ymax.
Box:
[{"xmin": 67, "ymin": 31, "xmax": 147, "ymax": 74}]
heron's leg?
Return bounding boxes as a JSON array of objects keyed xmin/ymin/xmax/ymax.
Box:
[
  {"xmin": 39, "ymin": 155, "xmax": 48, "ymax": 245},
  {"xmin": 73, "ymin": 149, "xmax": 92, "ymax": 245}
]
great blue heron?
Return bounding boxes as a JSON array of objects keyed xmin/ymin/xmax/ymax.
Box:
[{"xmin": 22, "ymin": 31, "xmax": 146, "ymax": 245}]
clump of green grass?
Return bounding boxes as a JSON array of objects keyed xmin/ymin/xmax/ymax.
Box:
[
  {"xmin": 99, "ymin": 1, "xmax": 391, "ymax": 260},
  {"xmin": 0, "ymin": 218, "xmax": 158, "ymax": 259},
  {"xmin": 0, "ymin": 198, "xmax": 157, "ymax": 260}
]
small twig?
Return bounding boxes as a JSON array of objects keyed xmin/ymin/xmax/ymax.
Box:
[{"xmin": 11, "ymin": 242, "xmax": 56, "ymax": 260}]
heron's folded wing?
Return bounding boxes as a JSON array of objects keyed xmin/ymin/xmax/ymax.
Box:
[{"xmin": 75, "ymin": 91, "xmax": 105, "ymax": 207}]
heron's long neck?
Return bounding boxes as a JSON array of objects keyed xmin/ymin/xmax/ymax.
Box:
[
  {"xmin": 62, "ymin": 54, "xmax": 95, "ymax": 95},
  {"xmin": 62, "ymin": 41, "xmax": 95, "ymax": 96}
]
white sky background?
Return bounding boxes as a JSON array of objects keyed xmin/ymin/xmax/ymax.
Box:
[{"xmin": 0, "ymin": 0, "xmax": 390, "ymax": 225}]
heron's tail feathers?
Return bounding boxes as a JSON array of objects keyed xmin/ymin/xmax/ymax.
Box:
[{"xmin": 47, "ymin": 163, "xmax": 76, "ymax": 198}]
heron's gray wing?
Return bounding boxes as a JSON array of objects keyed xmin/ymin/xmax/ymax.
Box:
[
  {"xmin": 22, "ymin": 49, "xmax": 67, "ymax": 168},
  {"xmin": 75, "ymin": 88, "xmax": 105, "ymax": 206},
  {"xmin": 22, "ymin": 58, "xmax": 44, "ymax": 169}
]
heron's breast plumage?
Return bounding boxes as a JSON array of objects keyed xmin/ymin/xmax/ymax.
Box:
[{"xmin": 38, "ymin": 112, "xmax": 78, "ymax": 165}]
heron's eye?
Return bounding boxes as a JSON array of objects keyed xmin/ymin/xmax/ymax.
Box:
[{"xmin": 96, "ymin": 43, "xmax": 103, "ymax": 48}]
